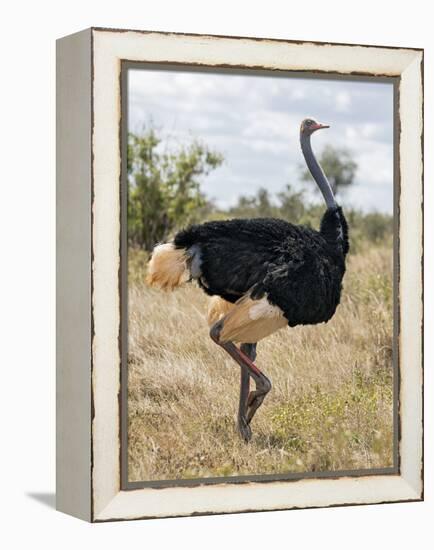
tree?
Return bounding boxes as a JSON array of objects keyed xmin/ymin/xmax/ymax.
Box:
[
  {"xmin": 277, "ymin": 184, "xmax": 306, "ymax": 224},
  {"xmin": 300, "ymin": 145, "xmax": 357, "ymax": 195},
  {"xmin": 227, "ymin": 184, "xmax": 307, "ymax": 224},
  {"xmin": 228, "ymin": 188, "xmax": 280, "ymax": 219},
  {"xmin": 128, "ymin": 127, "xmax": 223, "ymax": 250}
]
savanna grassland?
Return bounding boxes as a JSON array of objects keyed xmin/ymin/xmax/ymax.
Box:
[{"xmin": 127, "ymin": 239, "xmax": 394, "ymax": 482}]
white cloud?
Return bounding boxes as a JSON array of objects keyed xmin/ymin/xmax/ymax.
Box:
[{"xmin": 335, "ymin": 91, "xmax": 351, "ymax": 112}]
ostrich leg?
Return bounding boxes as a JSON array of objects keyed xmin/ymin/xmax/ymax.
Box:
[
  {"xmin": 238, "ymin": 344, "xmax": 256, "ymax": 442},
  {"xmin": 239, "ymin": 343, "xmax": 267, "ymax": 425},
  {"xmin": 210, "ymin": 323, "xmax": 271, "ymax": 441}
]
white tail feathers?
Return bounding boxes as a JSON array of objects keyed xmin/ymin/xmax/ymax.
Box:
[
  {"xmin": 146, "ymin": 243, "xmax": 190, "ymax": 291},
  {"xmin": 219, "ymin": 295, "xmax": 287, "ymax": 343},
  {"xmin": 207, "ymin": 295, "xmax": 287, "ymax": 343}
]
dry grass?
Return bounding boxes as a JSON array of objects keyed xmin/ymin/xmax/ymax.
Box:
[{"xmin": 127, "ymin": 242, "xmax": 394, "ymax": 482}]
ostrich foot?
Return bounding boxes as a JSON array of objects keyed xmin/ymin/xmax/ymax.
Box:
[{"xmin": 237, "ymin": 416, "xmax": 252, "ymax": 442}]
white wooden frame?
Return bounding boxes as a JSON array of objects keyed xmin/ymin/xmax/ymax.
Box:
[{"xmin": 56, "ymin": 27, "xmax": 423, "ymax": 522}]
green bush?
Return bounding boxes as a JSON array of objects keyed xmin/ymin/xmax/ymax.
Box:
[{"xmin": 128, "ymin": 126, "xmax": 223, "ymax": 250}]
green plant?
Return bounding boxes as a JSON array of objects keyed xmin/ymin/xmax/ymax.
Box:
[{"xmin": 128, "ymin": 126, "xmax": 223, "ymax": 250}]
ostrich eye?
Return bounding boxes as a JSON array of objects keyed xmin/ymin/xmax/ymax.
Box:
[{"xmin": 305, "ymin": 120, "xmax": 312, "ymax": 126}]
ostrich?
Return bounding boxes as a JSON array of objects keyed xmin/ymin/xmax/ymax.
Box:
[{"xmin": 146, "ymin": 118, "xmax": 349, "ymax": 442}]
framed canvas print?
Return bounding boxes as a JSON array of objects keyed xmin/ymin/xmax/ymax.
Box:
[{"xmin": 56, "ymin": 27, "xmax": 423, "ymax": 522}]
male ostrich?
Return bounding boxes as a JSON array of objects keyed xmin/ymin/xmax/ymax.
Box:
[{"xmin": 146, "ymin": 118, "xmax": 349, "ymax": 442}]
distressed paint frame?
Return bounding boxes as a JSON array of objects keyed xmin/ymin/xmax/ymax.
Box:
[{"xmin": 56, "ymin": 27, "xmax": 423, "ymax": 522}]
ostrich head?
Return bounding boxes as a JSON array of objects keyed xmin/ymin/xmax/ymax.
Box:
[{"xmin": 300, "ymin": 118, "xmax": 330, "ymax": 135}]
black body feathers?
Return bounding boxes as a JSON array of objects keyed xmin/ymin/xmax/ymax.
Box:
[{"xmin": 174, "ymin": 207, "xmax": 349, "ymax": 327}]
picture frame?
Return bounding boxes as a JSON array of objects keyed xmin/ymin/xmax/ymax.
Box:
[{"xmin": 56, "ymin": 27, "xmax": 423, "ymax": 522}]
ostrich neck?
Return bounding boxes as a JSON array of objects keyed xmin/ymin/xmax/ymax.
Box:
[{"xmin": 300, "ymin": 133, "xmax": 337, "ymax": 210}]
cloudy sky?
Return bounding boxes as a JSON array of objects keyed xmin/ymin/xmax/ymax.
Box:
[{"xmin": 128, "ymin": 68, "xmax": 394, "ymax": 214}]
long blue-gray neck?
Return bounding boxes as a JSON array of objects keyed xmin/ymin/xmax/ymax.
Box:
[{"xmin": 300, "ymin": 132, "xmax": 337, "ymax": 210}]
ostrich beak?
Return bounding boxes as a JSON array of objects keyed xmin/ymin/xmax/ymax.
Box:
[{"xmin": 312, "ymin": 122, "xmax": 330, "ymax": 131}]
